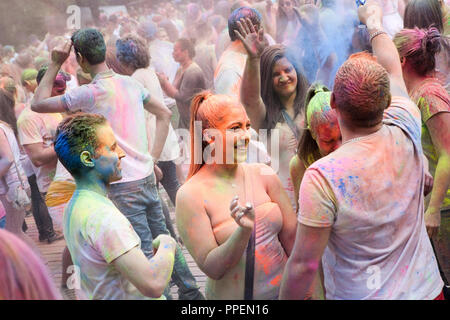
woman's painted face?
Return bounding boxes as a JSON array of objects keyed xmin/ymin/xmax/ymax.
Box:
[
  {"xmin": 272, "ymin": 57, "xmax": 298, "ymax": 99},
  {"xmin": 210, "ymin": 105, "xmax": 251, "ymax": 164},
  {"xmin": 314, "ymin": 119, "xmax": 342, "ymax": 156},
  {"xmin": 93, "ymin": 124, "xmax": 126, "ymax": 183},
  {"xmin": 51, "ymin": 74, "xmax": 67, "ymax": 97}
]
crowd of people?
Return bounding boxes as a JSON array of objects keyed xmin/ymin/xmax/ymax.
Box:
[{"xmin": 0, "ymin": 0, "xmax": 448, "ymax": 300}]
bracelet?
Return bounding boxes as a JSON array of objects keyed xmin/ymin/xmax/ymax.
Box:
[{"xmin": 369, "ymin": 30, "xmax": 387, "ymax": 43}]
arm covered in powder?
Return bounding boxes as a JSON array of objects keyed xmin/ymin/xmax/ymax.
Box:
[
  {"xmin": 358, "ymin": 0, "xmax": 409, "ymax": 100},
  {"xmin": 31, "ymin": 39, "xmax": 72, "ymax": 113},
  {"xmin": 112, "ymin": 234, "xmax": 176, "ymax": 298},
  {"xmin": 175, "ymin": 185, "xmax": 254, "ymax": 280},
  {"xmin": 235, "ymin": 18, "xmax": 268, "ymax": 131}
]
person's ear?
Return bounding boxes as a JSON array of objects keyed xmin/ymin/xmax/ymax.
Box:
[
  {"xmin": 400, "ymin": 56, "xmax": 406, "ymax": 67},
  {"xmin": 80, "ymin": 151, "xmax": 95, "ymax": 168},
  {"xmin": 330, "ymin": 92, "xmax": 336, "ymax": 110},
  {"xmin": 76, "ymin": 52, "xmax": 84, "ymax": 65},
  {"xmin": 203, "ymin": 129, "xmax": 215, "ymax": 144}
]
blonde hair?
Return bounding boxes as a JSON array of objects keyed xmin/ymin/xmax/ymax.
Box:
[{"xmin": 187, "ymin": 91, "xmax": 242, "ymax": 179}]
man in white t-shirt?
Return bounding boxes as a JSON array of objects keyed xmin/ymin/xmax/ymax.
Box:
[
  {"xmin": 17, "ymin": 67, "xmax": 69, "ymax": 243},
  {"xmin": 54, "ymin": 113, "xmax": 176, "ymax": 299},
  {"xmin": 280, "ymin": 1, "xmax": 444, "ymax": 300},
  {"xmin": 31, "ymin": 29, "xmax": 204, "ymax": 300}
]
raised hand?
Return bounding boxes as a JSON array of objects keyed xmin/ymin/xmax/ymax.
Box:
[
  {"xmin": 357, "ymin": 0, "xmax": 383, "ymax": 30},
  {"xmin": 230, "ymin": 195, "xmax": 255, "ymax": 230},
  {"xmin": 234, "ymin": 18, "xmax": 268, "ymax": 59},
  {"xmin": 51, "ymin": 38, "xmax": 72, "ymax": 66}
]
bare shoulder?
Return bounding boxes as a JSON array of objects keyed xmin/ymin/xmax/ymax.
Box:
[{"xmin": 177, "ymin": 174, "xmax": 208, "ymax": 207}]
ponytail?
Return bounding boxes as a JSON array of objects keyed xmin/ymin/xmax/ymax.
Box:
[
  {"xmin": 296, "ymin": 82, "xmax": 332, "ymax": 168},
  {"xmin": 394, "ymin": 27, "xmax": 442, "ymax": 77},
  {"xmin": 187, "ymin": 91, "xmax": 213, "ymax": 180}
]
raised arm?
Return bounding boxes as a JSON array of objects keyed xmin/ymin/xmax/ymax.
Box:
[
  {"xmin": 112, "ymin": 234, "xmax": 176, "ymax": 298},
  {"xmin": 31, "ymin": 39, "xmax": 72, "ymax": 113},
  {"xmin": 234, "ymin": 18, "xmax": 268, "ymax": 132},
  {"xmin": 176, "ymin": 185, "xmax": 254, "ymax": 280},
  {"xmin": 358, "ymin": 0, "xmax": 409, "ymax": 99}
]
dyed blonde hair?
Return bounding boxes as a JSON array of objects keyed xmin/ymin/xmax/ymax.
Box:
[
  {"xmin": 333, "ymin": 52, "xmax": 391, "ymax": 128},
  {"xmin": 0, "ymin": 229, "xmax": 61, "ymax": 300},
  {"xmin": 187, "ymin": 91, "xmax": 243, "ymax": 179}
]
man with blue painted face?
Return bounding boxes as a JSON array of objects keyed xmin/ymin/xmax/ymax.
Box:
[
  {"xmin": 54, "ymin": 113, "xmax": 176, "ymax": 300},
  {"xmin": 31, "ymin": 29, "xmax": 205, "ymax": 300}
]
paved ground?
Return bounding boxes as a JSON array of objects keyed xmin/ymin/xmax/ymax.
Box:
[{"xmin": 25, "ymin": 186, "xmax": 207, "ymax": 300}]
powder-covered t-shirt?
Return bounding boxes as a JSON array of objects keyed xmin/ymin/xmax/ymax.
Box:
[
  {"xmin": 64, "ymin": 189, "xmax": 161, "ymax": 300},
  {"xmin": 61, "ymin": 70, "xmax": 153, "ymax": 184},
  {"xmin": 17, "ymin": 107, "xmax": 62, "ymax": 192},
  {"xmin": 172, "ymin": 62, "xmax": 206, "ymax": 129},
  {"xmin": 298, "ymin": 96, "xmax": 443, "ymax": 300},
  {"xmin": 409, "ymin": 78, "xmax": 450, "ymax": 210}
]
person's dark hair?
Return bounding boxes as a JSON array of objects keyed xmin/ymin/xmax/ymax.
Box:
[
  {"xmin": 228, "ymin": 7, "xmax": 262, "ymax": 41},
  {"xmin": 54, "ymin": 113, "xmax": 107, "ymax": 176},
  {"xmin": 403, "ymin": 0, "xmax": 444, "ymax": 33},
  {"xmin": 71, "ymin": 28, "xmax": 106, "ymax": 65},
  {"xmin": 260, "ymin": 45, "xmax": 309, "ymax": 131},
  {"xmin": 176, "ymin": 38, "xmax": 196, "ymax": 59},
  {"xmin": 116, "ymin": 34, "xmax": 150, "ymax": 71},
  {"xmin": 0, "ymin": 89, "xmax": 18, "ymax": 138},
  {"xmin": 297, "ymin": 83, "xmax": 331, "ymax": 167},
  {"xmin": 333, "ymin": 52, "xmax": 391, "ymax": 128},
  {"xmin": 394, "ymin": 27, "xmax": 442, "ymax": 77}
]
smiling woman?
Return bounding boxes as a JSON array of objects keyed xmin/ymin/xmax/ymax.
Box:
[
  {"xmin": 175, "ymin": 91, "xmax": 298, "ymax": 300},
  {"xmin": 237, "ymin": 17, "xmax": 309, "ymax": 208}
]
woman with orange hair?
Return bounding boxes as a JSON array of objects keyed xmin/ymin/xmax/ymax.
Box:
[
  {"xmin": 175, "ymin": 91, "xmax": 297, "ymax": 300},
  {"xmin": 0, "ymin": 229, "xmax": 61, "ymax": 300}
]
